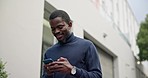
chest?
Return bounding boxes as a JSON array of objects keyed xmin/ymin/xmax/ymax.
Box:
[{"xmin": 46, "ymin": 43, "xmax": 88, "ymax": 68}]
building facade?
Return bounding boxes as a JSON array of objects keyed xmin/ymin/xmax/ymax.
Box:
[{"xmin": 0, "ymin": 0, "xmax": 147, "ymax": 78}]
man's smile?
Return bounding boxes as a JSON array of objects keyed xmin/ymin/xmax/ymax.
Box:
[{"xmin": 56, "ymin": 34, "xmax": 64, "ymax": 40}]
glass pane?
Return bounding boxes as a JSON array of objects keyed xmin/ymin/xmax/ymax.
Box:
[{"xmin": 41, "ymin": 19, "xmax": 54, "ymax": 76}]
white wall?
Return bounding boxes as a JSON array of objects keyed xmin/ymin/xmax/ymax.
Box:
[
  {"xmin": 46, "ymin": 0, "xmax": 136, "ymax": 78},
  {"xmin": 0, "ymin": 0, "xmax": 44, "ymax": 78}
]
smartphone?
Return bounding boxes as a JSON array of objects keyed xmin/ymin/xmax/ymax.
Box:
[{"xmin": 43, "ymin": 58, "xmax": 53, "ymax": 64}]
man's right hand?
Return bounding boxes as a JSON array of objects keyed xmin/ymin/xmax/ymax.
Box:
[{"xmin": 44, "ymin": 63, "xmax": 56, "ymax": 76}]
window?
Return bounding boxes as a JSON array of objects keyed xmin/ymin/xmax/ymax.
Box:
[{"xmin": 40, "ymin": 1, "xmax": 56, "ymax": 76}]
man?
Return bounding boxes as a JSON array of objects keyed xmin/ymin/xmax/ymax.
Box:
[{"xmin": 42, "ymin": 10, "xmax": 102, "ymax": 78}]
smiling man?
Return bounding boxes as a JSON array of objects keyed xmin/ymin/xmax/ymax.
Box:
[
  {"xmin": 42, "ymin": 10, "xmax": 102, "ymax": 78},
  {"xmin": 50, "ymin": 16, "xmax": 72, "ymax": 43}
]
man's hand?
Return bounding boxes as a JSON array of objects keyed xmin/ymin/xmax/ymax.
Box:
[
  {"xmin": 53, "ymin": 57, "xmax": 73, "ymax": 74},
  {"xmin": 44, "ymin": 62, "xmax": 56, "ymax": 76},
  {"xmin": 44, "ymin": 57, "xmax": 73, "ymax": 75}
]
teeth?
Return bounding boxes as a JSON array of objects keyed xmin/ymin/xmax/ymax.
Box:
[{"xmin": 56, "ymin": 35, "xmax": 62, "ymax": 38}]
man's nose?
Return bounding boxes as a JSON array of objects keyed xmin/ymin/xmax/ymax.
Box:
[{"xmin": 55, "ymin": 29, "xmax": 60, "ymax": 34}]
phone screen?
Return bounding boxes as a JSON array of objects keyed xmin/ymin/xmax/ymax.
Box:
[{"xmin": 43, "ymin": 58, "xmax": 53, "ymax": 64}]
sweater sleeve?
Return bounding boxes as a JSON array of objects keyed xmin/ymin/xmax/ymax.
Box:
[
  {"xmin": 73, "ymin": 42, "xmax": 102, "ymax": 78},
  {"xmin": 42, "ymin": 73, "xmax": 54, "ymax": 78}
]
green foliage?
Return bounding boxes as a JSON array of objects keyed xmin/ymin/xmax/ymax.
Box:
[
  {"xmin": 0, "ymin": 59, "xmax": 8, "ymax": 78},
  {"xmin": 137, "ymin": 14, "xmax": 148, "ymax": 61}
]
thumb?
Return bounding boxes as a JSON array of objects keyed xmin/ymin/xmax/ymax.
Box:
[{"xmin": 57, "ymin": 57, "xmax": 67, "ymax": 61}]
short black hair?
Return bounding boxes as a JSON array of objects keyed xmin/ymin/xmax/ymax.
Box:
[{"xmin": 49, "ymin": 10, "xmax": 71, "ymax": 24}]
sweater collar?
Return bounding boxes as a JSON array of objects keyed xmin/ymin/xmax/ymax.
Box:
[{"xmin": 58, "ymin": 33, "xmax": 75, "ymax": 44}]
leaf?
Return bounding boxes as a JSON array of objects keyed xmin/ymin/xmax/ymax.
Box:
[{"xmin": 137, "ymin": 14, "xmax": 148, "ymax": 61}]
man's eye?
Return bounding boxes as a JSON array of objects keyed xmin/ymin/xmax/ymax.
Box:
[
  {"xmin": 51, "ymin": 28, "xmax": 55, "ymax": 31},
  {"xmin": 58, "ymin": 26, "xmax": 63, "ymax": 29}
]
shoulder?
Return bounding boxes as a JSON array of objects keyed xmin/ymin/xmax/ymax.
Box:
[
  {"xmin": 45, "ymin": 43, "xmax": 59, "ymax": 52},
  {"xmin": 76, "ymin": 36, "xmax": 93, "ymax": 46}
]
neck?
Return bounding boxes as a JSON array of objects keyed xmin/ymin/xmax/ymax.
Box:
[{"xmin": 59, "ymin": 32, "xmax": 72, "ymax": 44}]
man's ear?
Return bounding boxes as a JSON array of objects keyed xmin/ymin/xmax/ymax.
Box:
[{"xmin": 68, "ymin": 21, "xmax": 72, "ymax": 27}]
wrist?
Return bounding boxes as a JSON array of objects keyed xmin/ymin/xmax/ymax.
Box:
[{"xmin": 71, "ymin": 66, "xmax": 76, "ymax": 75}]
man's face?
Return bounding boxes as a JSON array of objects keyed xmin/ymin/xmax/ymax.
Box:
[{"xmin": 49, "ymin": 17, "xmax": 72, "ymax": 42}]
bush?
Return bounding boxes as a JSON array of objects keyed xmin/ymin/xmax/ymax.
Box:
[{"xmin": 0, "ymin": 59, "xmax": 8, "ymax": 78}]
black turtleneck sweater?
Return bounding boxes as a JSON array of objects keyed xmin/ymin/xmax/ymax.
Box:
[{"xmin": 43, "ymin": 33, "xmax": 102, "ymax": 78}]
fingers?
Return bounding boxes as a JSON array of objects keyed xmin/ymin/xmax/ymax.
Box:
[
  {"xmin": 44, "ymin": 57, "xmax": 72, "ymax": 74},
  {"xmin": 50, "ymin": 64, "xmax": 70, "ymax": 73},
  {"xmin": 50, "ymin": 64, "xmax": 65, "ymax": 72},
  {"xmin": 49, "ymin": 64, "xmax": 63, "ymax": 70},
  {"xmin": 44, "ymin": 63, "xmax": 65, "ymax": 73},
  {"xmin": 44, "ymin": 65, "xmax": 54, "ymax": 76},
  {"xmin": 57, "ymin": 57, "xmax": 68, "ymax": 62},
  {"xmin": 44, "ymin": 63, "xmax": 63, "ymax": 70},
  {"xmin": 52, "ymin": 61, "xmax": 64, "ymax": 65}
]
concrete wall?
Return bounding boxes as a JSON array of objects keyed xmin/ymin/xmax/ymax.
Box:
[{"xmin": 0, "ymin": 0, "xmax": 44, "ymax": 78}]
